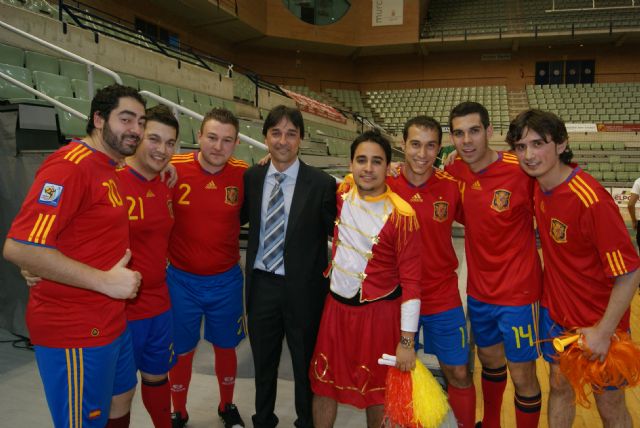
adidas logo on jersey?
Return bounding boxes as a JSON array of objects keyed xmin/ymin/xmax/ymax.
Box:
[
  {"xmin": 205, "ymin": 180, "xmax": 217, "ymax": 190},
  {"xmin": 146, "ymin": 190, "xmax": 155, "ymax": 198},
  {"xmin": 471, "ymin": 180, "xmax": 482, "ymax": 190},
  {"xmin": 410, "ymin": 193, "xmax": 423, "ymax": 203}
]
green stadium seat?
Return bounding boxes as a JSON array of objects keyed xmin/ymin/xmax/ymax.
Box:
[
  {"xmin": 608, "ymin": 155, "xmax": 621, "ymax": 163},
  {"xmin": 178, "ymin": 88, "xmax": 196, "ymax": 104},
  {"xmin": 139, "ymin": 79, "xmax": 161, "ymax": 95},
  {"xmin": 590, "ymin": 143, "xmax": 602, "ymax": 150},
  {"xmin": 586, "ymin": 163, "xmax": 599, "ymax": 171},
  {"xmin": 177, "ymin": 115, "xmax": 194, "ymax": 146},
  {"xmin": 600, "ymin": 142, "xmax": 614, "ymax": 150},
  {"xmin": 624, "ymin": 163, "xmax": 638, "ymax": 172},
  {"xmin": 25, "ymin": 50, "xmax": 59, "ymax": 74},
  {"xmin": 159, "ymin": 84, "xmax": 179, "ymax": 103},
  {"xmin": 222, "ymin": 99, "xmax": 236, "ymax": 113},
  {"xmin": 0, "ymin": 42, "xmax": 24, "ymax": 67},
  {"xmin": 0, "ymin": 63, "xmax": 36, "ymax": 100},
  {"xmin": 71, "ymin": 79, "xmax": 98, "ymax": 100},
  {"xmin": 194, "ymin": 92, "xmax": 212, "ymax": 106},
  {"xmin": 33, "ymin": 71, "xmax": 73, "ymax": 98},
  {"xmin": 616, "ymin": 171, "xmax": 630, "ymax": 182},
  {"xmin": 612, "ymin": 163, "xmax": 625, "ymax": 172},
  {"xmin": 603, "ymin": 171, "xmax": 616, "ymax": 181},
  {"xmin": 26, "ymin": 0, "xmax": 57, "ymax": 16},
  {"xmin": 251, "ymin": 145, "xmax": 268, "ymax": 164},
  {"xmin": 233, "ymin": 143, "xmax": 253, "ymax": 165},
  {"xmin": 55, "ymin": 96, "xmax": 90, "ymax": 139},
  {"xmin": 590, "ymin": 171, "xmax": 604, "ymax": 181},
  {"xmin": 120, "ymin": 74, "xmax": 139, "ymax": 90},
  {"xmin": 59, "ymin": 59, "xmax": 88, "ymax": 81}
]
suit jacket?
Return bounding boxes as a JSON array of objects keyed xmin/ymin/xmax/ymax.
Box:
[{"xmin": 243, "ymin": 160, "xmax": 337, "ymax": 327}]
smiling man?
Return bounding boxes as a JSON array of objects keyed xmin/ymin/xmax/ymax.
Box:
[
  {"xmin": 243, "ymin": 105, "xmax": 336, "ymax": 428},
  {"xmin": 3, "ymin": 84, "xmax": 145, "ymax": 428},
  {"xmin": 117, "ymin": 104, "xmax": 179, "ymax": 428},
  {"xmin": 507, "ymin": 109, "xmax": 640, "ymax": 428},
  {"xmin": 387, "ymin": 116, "xmax": 475, "ymax": 427},
  {"xmin": 445, "ymin": 102, "xmax": 542, "ymax": 428},
  {"xmin": 167, "ymin": 108, "xmax": 248, "ymax": 428},
  {"xmin": 310, "ymin": 130, "xmax": 421, "ymax": 428}
]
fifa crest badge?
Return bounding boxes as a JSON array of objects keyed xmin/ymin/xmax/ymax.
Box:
[
  {"xmin": 550, "ymin": 218, "xmax": 568, "ymax": 243},
  {"xmin": 433, "ymin": 201, "xmax": 449, "ymax": 222},
  {"xmin": 225, "ymin": 186, "xmax": 240, "ymax": 206},
  {"xmin": 491, "ymin": 189, "xmax": 511, "ymax": 212}
]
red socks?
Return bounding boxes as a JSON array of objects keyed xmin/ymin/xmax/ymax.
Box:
[
  {"xmin": 447, "ymin": 383, "xmax": 476, "ymax": 427},
  {"xmin": 105, "ymin": 412, "xmax": 130, "ymax": 428},
  {"xmin": 141, "ymin": 377, "xmax": 171, "ymax": 428},
  {"xmin": 480, "ymin": 365, "xmax": 507, "ymax": 428},
  {"xmin": 514, "ymin": 392, "xmax": 542, "ymax": 428},
  {"xmin": 213, "ymin": 345, "xmax": 237, "ymax": 411},
  {"xmin": 169, "ymin": 350, "xmax": 195, "ymax": 417}
]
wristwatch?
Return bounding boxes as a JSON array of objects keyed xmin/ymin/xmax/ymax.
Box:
[{"xmin": 400, "ymin": 335, "xmax": 414, "ymax": 349}]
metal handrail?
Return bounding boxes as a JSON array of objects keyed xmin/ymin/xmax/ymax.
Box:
[
  {"xmin": 0, "ymin": 71, "xmax": 88, "ymax": 120},
  {"xmin": 0, "ymin": 19, "xmax": 122, "ymax": 99},
  {"xmin": 138, "ymin": 90, "xmax": 267, "ymax": 150}
]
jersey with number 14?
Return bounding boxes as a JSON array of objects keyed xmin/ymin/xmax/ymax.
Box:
[
  {"xmin": 446, "ymin": 152, "xmax": 542, "ymax": 306},
  {"xmin": 387, "ymin": 169, "xmax": 462, "ymax": 314},
  {"xmin": 169, "ymin": 152, "xmax": 247, "ymax": 275},
  {"xmin": 7, "ymin": 140, "xmax": 129, "ymax": 347},
  {"xmin": 535, "ymin": 167, "xmax": 640, "ymax": 330},
  {"xmin": 118, "ymin": 166, "xmax": 174, "ymax": 320}
]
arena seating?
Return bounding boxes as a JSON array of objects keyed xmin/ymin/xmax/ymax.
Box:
[
  {"xmin": 364, "ymin": 86, "xmax": 510, "ymax": 133},
  {"xmin": 423, "ymin": 0, "xmax": 640, "ymax": 38},
  {"xmin": 527, "ymin": 83, "xmax": 640, "ymax": 123}
]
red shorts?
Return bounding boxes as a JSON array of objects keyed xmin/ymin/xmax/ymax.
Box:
[{"xmin": 309, "ymin": 294, "xmax": 401, "ymax": 409}]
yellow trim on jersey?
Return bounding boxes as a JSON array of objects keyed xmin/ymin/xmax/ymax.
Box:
[
  {"xmin": 65, "ymin": 349, "xmax": 73, "ymax": 428},
  {"xmin": 170, "ymin": 153, "xmax": 195, "ymax": 164},
  {"xmin": 64, "ymin": 145, "xmax": 92, "ymax": 165},
  {"xmin": 228, "ymin": 157, "xmax": 249, "ymax": 168},
  {"xmin": 434, "ymin": 169, "xmax": 457, "ymax": 182},
  {"xmin": 568, "ymin": 176, "xmax": 599, "ymax": 208},
  {"xmin": 28, "ymin": 213, "xmax": 56, "ymax": 245},
  {"xmin": 606, "ymin": 250, "xmax": 628, "ymax": 276},
  {"xmin": 502, "ymin": 152, "xmax": 520, "ymax": 165}
]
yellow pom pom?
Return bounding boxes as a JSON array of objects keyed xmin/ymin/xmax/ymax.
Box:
[{"xmin": 411, "ymin": 360, "xmax": 450, "ymax": 428}]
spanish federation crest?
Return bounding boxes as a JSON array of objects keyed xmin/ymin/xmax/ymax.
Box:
[
  {"xmin": 433, "ymin": 201, "xmax": 449, "ymax": 222},
  {"xmin": 550, "ymin": 218, "xmax": 568, "ymax": 243},
  {"xmin": 225, "ymin": 186, "xmax": 240, "ymax": 206},
  {"xmin": 491, "ymin": 189, "xmax": 511, "ymax": 212}
]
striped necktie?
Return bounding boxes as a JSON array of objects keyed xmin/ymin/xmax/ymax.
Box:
[{"xmin": 262, "ymin": 172, "xmax": 286, "ymax": 272}]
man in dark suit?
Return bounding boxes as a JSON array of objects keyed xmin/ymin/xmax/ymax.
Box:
[{"xmin": 243, "ymin": 105, "xmax": 337, "ymax": 428}]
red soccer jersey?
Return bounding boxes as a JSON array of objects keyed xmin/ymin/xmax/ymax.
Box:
[
  {"xmin": 536, "ymin": 168, "xmax": 640, "ymax": 330},
  {"xmin": 7, "ymin": 140, "xmax": 129, "ymax": 347},
  {"xmin": 387, "ymin": 169, "xmax": 463, "ymax": 314},
  {"xmin": 118, "ymin": 166, "xmax": 174, "ymax": 320},
  {"xmin": 168, "ymin": 152, "xmax": 247, "ymax": 275},
  {"xmin": 446, "ymin": 151, "xmax": 542, "ymax": 305}
]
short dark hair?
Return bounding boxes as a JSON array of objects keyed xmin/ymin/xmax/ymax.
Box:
[
  {"xmin": 145, "ymin": 104, "xmax": 179, "ymax": 137},
  {"xmin": 506, "ymin": 109, "xmax": 573, "ymax": 164},
  {"xmin": 262, "ymin": 105, "xmax": 304, "ymax": 138},
  {"xmin": 86, "ymin": 84, "xmax": 145, "ymax": 134},
  {"xmin": 200, "ymin": 108, "xmax": 239, "ymax": 136},
  {"xmin": 403, "ymin": 115, "xmax": 442, "ymax": 145},
  {"xmin": 351, "ymin": 130, "xmax": 392, "ymax": 164},
  {"xmin": 449, "ymin": 101, "xmax": 490, "ymax": 130}
]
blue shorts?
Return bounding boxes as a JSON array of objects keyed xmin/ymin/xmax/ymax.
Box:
[
  {"xmin": 467, "ymin": 296, "xmax": 540, "ymax": 363},
  {"xmin": 418, "ymin": 306, "xmax": 470, "ymax": 366},
  {"xmin": 128, "ymin": 309, "xmax": 176, "ymax": 375},
  {"xmin": 34, "ymin": 328, "xmax": 137, "ymax": 428},
  {"xmin": 167, "ymin": 264, "xmax": 245, "ymax": 353}
]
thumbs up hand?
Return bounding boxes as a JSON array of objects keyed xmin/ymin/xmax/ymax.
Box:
[{"xmin": 99, "ymin": 249, "xmax": 142, "ymax": 299}]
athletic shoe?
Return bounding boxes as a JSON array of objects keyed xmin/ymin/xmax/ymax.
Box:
[
  {"xmin": 171, "ymin": 411, "xmax": 189, "ymax": 428},
  {"xmin": 218, "ymin": 403, "xmax": 245, "ymax": 428}
]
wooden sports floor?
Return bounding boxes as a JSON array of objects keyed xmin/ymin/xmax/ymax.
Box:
[{"xmin": 481, "ymin": 292, "xmax": 640, "ymax": 428}]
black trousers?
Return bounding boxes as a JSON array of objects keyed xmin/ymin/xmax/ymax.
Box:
[{"xmin": 248, "ymin": 270, "xmax": 318, "ymax": 428}]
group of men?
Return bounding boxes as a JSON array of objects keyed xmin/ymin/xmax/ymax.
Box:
[{"xmin": 3, "ymin": 83, "xmax": 639, "ymax": 428}]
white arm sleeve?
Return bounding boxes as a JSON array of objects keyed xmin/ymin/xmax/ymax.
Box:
[{"xmin": 400, "ymin": 298, "xmax": 420, "ymax": 333}]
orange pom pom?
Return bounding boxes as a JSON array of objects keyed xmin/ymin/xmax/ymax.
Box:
[
  {"xmin": 556, "ymin": 331, "xmax": 640, "ymax": 408},
  {"xmin": 383, "ymin": 367, "xmax": 418, "ymax": 427}
]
